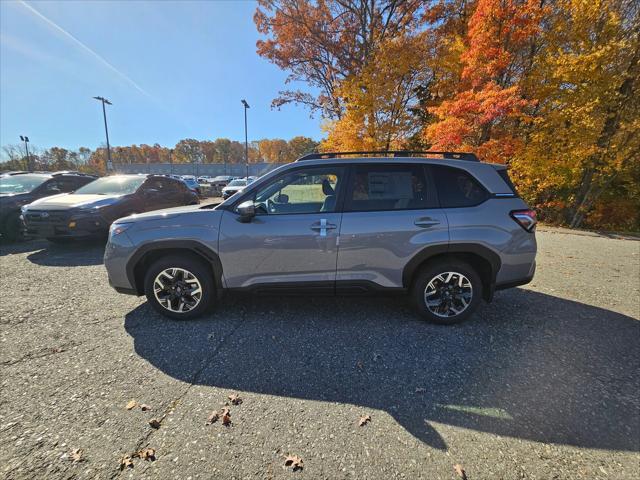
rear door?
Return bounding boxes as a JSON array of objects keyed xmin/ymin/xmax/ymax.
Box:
[
  {"xmin": 336, "ymin": 163, "xmax": 448, "ymax": 290},
  {"xmin": 139, "ymin": 178, "xmax": 175, "ymax": 211},
  {"xmin": 218, "ymin": 165, "xmax": 346, "ymax": 289}
]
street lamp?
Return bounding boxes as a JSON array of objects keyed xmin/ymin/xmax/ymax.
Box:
[
  {"xmin": 241, "ymin": 99, "xmax": 250, "ymax": 179},
  {"xmin": 93, "ymin": 96, "xmax": 113, "ymax": 172},
  {"xmin": 19, "ymin": 135, "xmax": 31, "ymax": 171}
]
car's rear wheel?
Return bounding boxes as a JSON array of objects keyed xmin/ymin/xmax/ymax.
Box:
[
  {"xmin": 1, "ymin": 213, "xmax": 23, "ymax": 242},
  {"xmin": 412, "ymin": 259, "xmax": 482, "ymax": 325},
  {"xmin": 144, "ymin": 255, "xmax": 214, "ymax": 320}
]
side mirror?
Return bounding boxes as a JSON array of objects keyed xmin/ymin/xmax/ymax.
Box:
[
  {"xmin": 236, "ymin": 200, "xmax": 256, "ymax": 222},
  {"xmin": 275, "ymin": 193, "xmax": 289, "ymax": 204}
]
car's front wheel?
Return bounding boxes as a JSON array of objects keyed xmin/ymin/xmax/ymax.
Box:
[
  {"xmin": 144, "ymin": 255, "xmax": 215, "ymax": 320},
  {"xmin": 411, "ymin": 259, "xmax": 482, "ymax": 325}
]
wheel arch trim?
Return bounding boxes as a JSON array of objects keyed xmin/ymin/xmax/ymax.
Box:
[
  {"xmin": 125, "ymin": 240, "xmax": 223, "ymax": 295},
  {"xmin": 402, "ymin": 243, "xmax": 501, "ymax": 293}
]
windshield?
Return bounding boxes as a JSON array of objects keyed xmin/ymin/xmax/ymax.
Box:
[
  {"xmin": 0, "ymin": 175, "xmax": 49, "ymax": 194},
  {"xmin": 74, "ymin": 176, "xmax": 146, "ymax": 195},
  {"xmin": 228, "ymin": 179, "xmax": 247, "ymax": 187}
]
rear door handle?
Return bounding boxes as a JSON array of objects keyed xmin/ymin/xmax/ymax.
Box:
[
  {"xmin": 414, "ymin": 218, "xmax": 440, "ymax": 228},
  {"xmin": 311, "ymin": 218, "xmax": 337, "ymax": 237}
]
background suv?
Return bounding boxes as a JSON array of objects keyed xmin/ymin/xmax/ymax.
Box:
[
  {"xmin": 104, "ymin": 152, "xmax": 537, "ymax": 324},
  {"xmin": 0, "ymin": 171, "xmax": 96, "ymax": 241},
  {"xmin": 22, "ymin": 174, "xmax": 199, "ymax": 243}
]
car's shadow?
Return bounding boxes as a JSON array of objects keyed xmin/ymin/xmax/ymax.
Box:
[
  {"xmin": 124, "ymin": 289, "xmax": 639, "ymax": 452},
  {"xmin": 19, "ymin": 239, "xmax": 106, "ymax": 266}
]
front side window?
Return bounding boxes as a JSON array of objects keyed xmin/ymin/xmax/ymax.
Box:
[
  {"xmin": 253, "ymin": 167, "xmax": 344, "ymax": 215},
  {"xmin": 431, "ymin": 165, "xmax": 489, "ymax": 208},
  {"xmin": 345, "ymin": 164, "xmax": 433, "ymax": 212}
]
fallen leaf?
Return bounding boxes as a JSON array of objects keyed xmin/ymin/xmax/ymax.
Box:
[
  {"xmin": 454, "ymin": 464, "xmax": 468, "ymax": 480},
  {"xmin": 125, "ymin": 400, "xmax": 137, "ymax": 410},
  {"xmin": 148, "ymin": 419, "xmax": 161, "ymax": 429},
  {"xmin": 358, "ymin": 415, "xmax": 371, "ymax": 426},
  {"xmin": 221, "ymin": 407, "xmax": 231, "ymax": 426},
  {"xmin": 120, "ymin": 454, "xmax": 134, "ymax": 470},
  {"xmin": 140, "ymin": 404, "xmax": 152, "ymax": 411},
  {"xmin": 415, "ymin": 387, "xmax": 426, "ymax": 393},
  {"xmin": 69, "ymin": 448, "xmax": 83, "ymax": 463},
  {"xmin": 228, "ymin": 394, "xmax": 242, "ymax": 405},
  {"xmin": 284, "ymin": 454, "xmax": 304, "ymax": 471},
  {"xmin": 356, "ymin": 360, "xmax": 364, "ymax": 370},
  {"xmin": 51, "ymin": 347, "xmax": 65, "ymax": 354},
  {"xmin": 137, "ymin": 448, "xmax": 156, "ymax": 461},
  {"xmin": 206, "ymin": 410, "xmax": 220, "ymax": 425}
]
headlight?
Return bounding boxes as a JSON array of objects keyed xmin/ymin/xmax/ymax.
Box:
[
  {"xmin": 75, "ymin": 205, "xmax": 102, "ymax": 213},
  {"xmin": 109, "ymin": 222, "xmax": 132, "ymax": 236}
]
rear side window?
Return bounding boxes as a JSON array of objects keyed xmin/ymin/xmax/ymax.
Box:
[
  {"xmin": 431, "ymin": 165, "xmax": 489, "ymax": 208},
  {"xmin": 345, "ymin": 164, "xmax": 435, "ymax": 212}
]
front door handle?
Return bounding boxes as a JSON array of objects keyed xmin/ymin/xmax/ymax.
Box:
[
  {"xmin": 414, "ymin": 217, "xmax": 441, "ymax": 228},
  {"xmin": 311, "ymin": 218, "xmax": 337, "ymax": 237}
]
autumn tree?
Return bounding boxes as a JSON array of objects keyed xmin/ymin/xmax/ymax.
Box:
[
  {"xmin": 424, "ymin": 0, "xmax": 544, "ymax": 163},
  {"xmin": 258, "ymin": 138, "xmax": 289, "ymax": 162},
  {"xmin": 254, "ymin": 0, "xmax": 426, "ymax": 119},
  {"xmin": 323, "ymin": 33, "xmax": 430, "ymax": 151},
  {"xmin": 287, "ymin": 136, "xmax": 318, "ymax": 159},
  {"xmin": 511, "ymin": 0, "xmax": 639, "ymax": 229}
]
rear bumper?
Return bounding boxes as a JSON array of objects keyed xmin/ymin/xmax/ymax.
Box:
[{"xmin": 495, "ymin": 260, "xmax": 536, "ymax": 291}]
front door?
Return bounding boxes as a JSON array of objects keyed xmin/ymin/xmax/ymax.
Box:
[{"xmin": 218, "ymin": 165, "xmax": 346, "ymax": 289}]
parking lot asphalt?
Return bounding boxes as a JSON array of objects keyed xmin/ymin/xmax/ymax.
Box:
[{"xmin": 0, "ymin": 227, "xmax": 638, "ymax": 479}]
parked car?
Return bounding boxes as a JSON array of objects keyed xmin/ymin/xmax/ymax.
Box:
[
  {"xmin": 181, "ymin": 176, "xmax": 201, "ymax": 196},
  {"xmin": 211, "ymin": 175, "xmax": 234, "ymax": 186},
  {"xmin": 104, "ymin": 151, "xmax": 537, "ymax": 324},
  {"xmin": 21, "ymin": 174, "xmax": 199, "ymax": 242},
  {"xmin": 221, "ymin": 178, "xmax": 251, "ymax": 199},
  {"xmin": 0, "ymin": 172, "xmax": 96, "ymax": 241}
]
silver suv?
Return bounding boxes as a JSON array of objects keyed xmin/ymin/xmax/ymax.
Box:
[{"xmin": 104, "ymin": 152, "xmax": 537, "ymax": 324}]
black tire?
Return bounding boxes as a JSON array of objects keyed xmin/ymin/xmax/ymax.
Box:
[
  {"xmin": 411, "ymin": 259, "xmax": 483, "ymax": 325},
  {"xmin": 143, "ymin": 254, "xmax": 215, "ymax": 320},
  {"xmin": 1, "ymin": 213, "xmax": 23, "ymax": 242}
]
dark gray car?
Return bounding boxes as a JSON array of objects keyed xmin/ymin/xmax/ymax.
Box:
[
  {"xmin": 104, "ymin": 152, "xmax": 537, "ymax": 324},
  {"xmin": 22, "ymin": 174, "xmax": 199, "ymax": 242}
]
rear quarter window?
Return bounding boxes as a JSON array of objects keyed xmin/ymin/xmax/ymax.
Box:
[
  {"xmin": 431, "ymin": 165, "xmax": 489, "ymax": 208},
  {"xmin": 497, "ymin": 169, "xmax": 518, "ymax": 195}
]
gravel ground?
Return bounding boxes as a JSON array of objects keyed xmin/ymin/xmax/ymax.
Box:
[{"xmin": 0, "ymin": 227, "xmax": 638, "ymax": 479}]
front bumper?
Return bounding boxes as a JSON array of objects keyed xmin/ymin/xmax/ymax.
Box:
[
  {"xmin": 104, "ymin": 231, "xmax": 139, "ymax": 295},
  {"xmin": 22, "ymin": 210, "xmax": 110, "ymax": 238}
]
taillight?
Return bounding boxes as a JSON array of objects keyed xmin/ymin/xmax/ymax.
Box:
[{"xmin": 510, "ymin": 209, "xmax": 537, "ymax": 232}]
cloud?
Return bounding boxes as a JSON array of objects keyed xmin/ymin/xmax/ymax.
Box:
[{"xmin": 17, "ymin": 0, "xmax": 152, "ymax": 99}]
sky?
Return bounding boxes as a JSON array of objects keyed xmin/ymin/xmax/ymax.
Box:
[{"xmin": 0, "ymin": 0, "xmax": 323, "ymax": 157}]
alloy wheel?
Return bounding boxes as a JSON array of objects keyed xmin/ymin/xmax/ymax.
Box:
[
  {"xmin": 423, "ymin": 271, "xmax": 473, "ymax": 318},
  {"xmin": 153, "ymin": 267, "xmax": 203, "ymax": 313}
]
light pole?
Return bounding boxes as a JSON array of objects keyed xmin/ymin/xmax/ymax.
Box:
[
  {"xmin": 241, "ymin": 99, "xmax": 250, "ymax": 179},
  {"xmin": 93, "ymin": 96, "xmax": 113, "ymax": 172},
  {"xmin": 19, "ymin": 135, "xmax": 31, "ymax": 171}
]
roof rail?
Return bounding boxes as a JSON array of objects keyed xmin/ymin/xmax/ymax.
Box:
[{"xmin": 296, "ymin": 151, "xmax": 479, "ymax": 162}]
